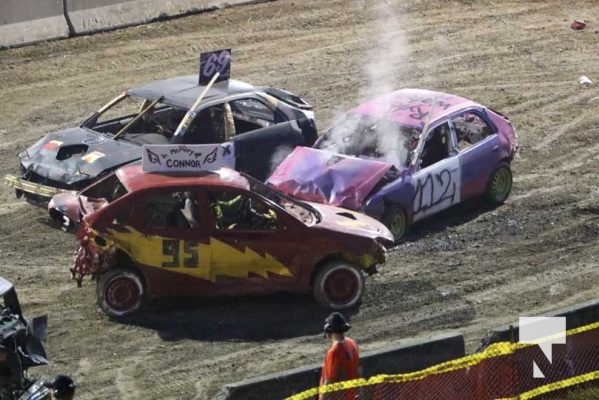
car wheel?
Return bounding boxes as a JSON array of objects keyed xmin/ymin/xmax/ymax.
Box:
[
  {"xmin": 381, "ymin": 205, "xmax": 408, "ymax": 241},
  {"xmin": 312, "ymin": 261, "xmax": 365, "ymax": 310},
  {"xmin": 483, "ymin": 162, "xmax": 513, "ymax": 206},
  {"xmin": 97, "ymin": 269, "xmax": 144, "ymax": 318}
]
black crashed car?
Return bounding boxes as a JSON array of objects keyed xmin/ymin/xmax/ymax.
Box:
[
  {"xmin": 4, "ymin": 75, "xmax": 316, "ymax": 203},
  {"xmin": 0, "ymin": 277, "xmax": 50, "ymax": 400}
]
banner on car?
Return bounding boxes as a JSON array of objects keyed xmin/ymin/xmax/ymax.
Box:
[{"xmin": 142, "ymin": 143, "xmax": 235, "ymax": 173}]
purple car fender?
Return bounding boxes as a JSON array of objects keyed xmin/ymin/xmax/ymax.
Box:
[{"xmin": 363, "ymin": 169, "xmax": 415, "ymax": 221}]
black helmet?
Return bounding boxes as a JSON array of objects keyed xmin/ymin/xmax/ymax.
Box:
[
  {"xmin": 45, "ymin": 374, "xmax": 76, "ymax": 399},
  {"xmin": 323, "ymin": 312, "xmax": 351, "ymax": 334}
]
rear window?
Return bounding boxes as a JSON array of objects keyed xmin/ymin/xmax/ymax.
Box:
[{"xmin": 230, "ymin": 98, "xmax": 276, "ymax": 124}]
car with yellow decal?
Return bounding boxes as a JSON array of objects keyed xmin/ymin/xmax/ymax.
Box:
[{"xmin": 70, "ymin": 163, "xmax": 393, "ymax": 317}]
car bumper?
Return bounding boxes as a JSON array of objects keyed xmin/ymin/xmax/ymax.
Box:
[
  {"xmin": 4, "ymin": 174, "xmax": 71, "ymax": 198},
  {"xmin": 358, "ymin": 241, "xmax": 387, "ymax": 273}
]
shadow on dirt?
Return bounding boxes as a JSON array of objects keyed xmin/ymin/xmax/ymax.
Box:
[
  {"xmin": 403, "ymin": 197, "xmax": 497, "ymax": 242},
  {"xmin": 119, "ymin": 293, "xmax": 359, "ymax": 342}
]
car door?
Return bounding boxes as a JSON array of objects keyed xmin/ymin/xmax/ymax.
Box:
[
  {"xmin": 232, "ymin": 121, "xmax": 312, "ymax": 180},
  {"xmin": 127, "ymin": 188, "xmax": 213, "ymax": 296},
  {"xmin": 204, "ymin": 186, "xmax": 297, "ymax": 293},
  {"xmin": 449, "ymin": 109, "xmax": 503, "ymax": 199},
  {"xmin": 411, "ymin": 121, "xmax": 461, "ymax": 222},
  {"xmin": 229, "ymin": 97, "xmax": 315, "ymax": 180}
]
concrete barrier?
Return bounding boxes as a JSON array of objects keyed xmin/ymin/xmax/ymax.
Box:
[
  {"xmin": 1, "ymin": 0, "xmax": 274, "ymax": 48},
  {"xmin": 0, "ymin": 0, "xmax": 69, "ymax": 48},
  {"xmin": 66, "ymin": 0, "xmax": 251, "ymax": 35},
  {"xmin": 215, "ymin": 331, "xmax": 465, "ymax": 400},
  {"xmin": 478, "ymin": 298, "xmax": 599, "ymax": 349}
]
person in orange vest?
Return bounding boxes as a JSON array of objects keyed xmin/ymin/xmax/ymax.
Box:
[{"xmin": 319, "ymin": 312, "xmax": 360, "ymax": 400}]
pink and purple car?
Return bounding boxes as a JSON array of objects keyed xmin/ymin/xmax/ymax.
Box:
[{"xmin": 267, "ymin": 89, "xmax": 518, "ymax": 240}]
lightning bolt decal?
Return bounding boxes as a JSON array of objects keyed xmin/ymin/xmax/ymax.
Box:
[
  {"xmin": 210, "ymin": 237, "xmax": 292, "ymax": 280},
  {"xmin": 90, "ymin": 226, "xmax": 292, "ymax": 283}
]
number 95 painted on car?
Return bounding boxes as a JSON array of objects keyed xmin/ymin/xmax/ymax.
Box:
[{"xmin": 68, "ymin": 163, "xmax": 393, "ymax": 318}]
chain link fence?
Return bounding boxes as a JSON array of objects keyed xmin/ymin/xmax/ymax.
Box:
[{"xmin": 287, "ymin": 322, "xmax": 599, "ymax": 400}]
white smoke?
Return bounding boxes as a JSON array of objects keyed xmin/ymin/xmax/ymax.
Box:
[
  {"xmin": 268, "ymin": 144, "xmax": 294, "ymax": 176},
  {"xmin": 321, "ymin": 1, "xmax": 411, "ymax": 170},
  {"xmin": 359, "ymin": 0, "xmax": 407, "ymax": 101},
  {"xmin": 360, "ymin": 1, "xmax": 410, "ymax": 170},
  {"xmin": 267, "ymin": 1, "xmax": 412, "ymax": 174}
]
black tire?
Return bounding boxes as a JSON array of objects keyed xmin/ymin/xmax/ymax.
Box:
[
  {"xmin": 483, "ymin": 162, "xmax": 513, "ymax": 206},
  {"xmin": 97, "ymin": 269, "xmax": 144, "ymax": 318},
  {"xmin": 312, "ymin": 261, "xmax": 365, "ymax": 310},
  {"xmin": 381, "ymin": 204, "xmax": 408, "ymax": 241}
]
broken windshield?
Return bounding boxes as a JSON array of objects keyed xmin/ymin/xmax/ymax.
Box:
[
  {"xmin": 78, "ymin": 172, "xmax": 129, "ymax": 216},
  {"xmin": 317, "ymin": 113, "xmax": 419, "ymax": 169},
  {"xmin": 82, "ymin": 94, "xmax": 186, "ymax": 144},
  {"xmin": 244, "ymin": 174, "xmax": 319, "ymax": 224}
]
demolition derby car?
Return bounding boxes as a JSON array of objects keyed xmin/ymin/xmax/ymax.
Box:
[
  {"xmin": 268, "ymin": 89, "xmax": 518, "ymax": 239},
  {"xmin": 70, "ymin": 163, "xmax": 392, "ymax": 317},
  {"xmin": 5, "ymin": 71, "xmax": 315, "ymax": 203},
  {"xmin": 0, "ymin": 277, "xmax": 74, "ymax": 400}
]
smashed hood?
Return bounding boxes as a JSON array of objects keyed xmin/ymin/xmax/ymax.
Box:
[
  {"xmin": 267, "ymin": 147, "xmax": 394, "ymax": 210},
  {"xmin": 20, "ymin": 127, "xmax": 140, "ymax": 187},
  {"xmin": 308, "ymin": 201, "xmax": 394, "ymax": 244}
]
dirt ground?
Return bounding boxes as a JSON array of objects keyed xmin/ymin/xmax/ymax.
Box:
[{"xmin": 1, "ymin": 0, "xmax": 598, "ymax": 398}]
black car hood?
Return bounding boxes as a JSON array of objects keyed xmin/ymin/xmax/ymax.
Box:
[{"xmin": 20, "ymin": 127, "xmax": 141, "ymax": 186}]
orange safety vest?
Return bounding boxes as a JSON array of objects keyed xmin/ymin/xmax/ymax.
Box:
[{"xmin": 320, "ymin": 337, "xmax": 360, "ymax": 385}]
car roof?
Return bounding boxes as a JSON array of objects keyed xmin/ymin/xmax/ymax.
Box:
[
  {"xmin": 116, "ymin": 163, "xmax": 250, "ymax": 193},
  {"xmin": 351, "ymin": 88, "xmax": 478, "ymax": 129},
  {"xmin": 127, "ymin": 75, "xmax": 257, "ymax": 109}
]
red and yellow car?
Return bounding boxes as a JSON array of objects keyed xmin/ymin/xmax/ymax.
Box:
[{"xmin": 67, "ymin": 164, "xmax": 392, "ymax": 317}]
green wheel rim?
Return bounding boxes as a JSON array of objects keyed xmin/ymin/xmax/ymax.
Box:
[
  {"xmin": 389, "ymin": 211, "xmax": 406, "ymax": 239},
  {"xmin": 489, "ymin": 167, "xmax": 511, "ymax": 202}
]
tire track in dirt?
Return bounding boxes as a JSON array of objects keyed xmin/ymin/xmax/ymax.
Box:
[
  {"xmin": 464, "ymin": 257, "xmax": 599, "ymax": 307},
  {"xmin": 0, "ymin": 201, "xmax": 27, "ymax": 216},
  {"xmin": 532, "ymin": 107, "xmax": 599, "ymax": 151},
  {"xmin": 114, "ymin": 355, "xmax": 143, "ymax": 399}
]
